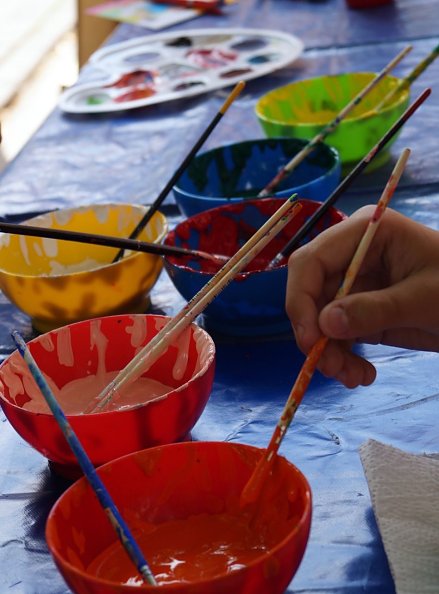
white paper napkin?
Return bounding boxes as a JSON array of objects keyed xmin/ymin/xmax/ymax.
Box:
[{"xmin": 360, "ymin": 439, "xmax": 439, "ymax": 594}]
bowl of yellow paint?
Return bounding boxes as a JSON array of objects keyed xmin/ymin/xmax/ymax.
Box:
[
  {"xmin": 0, "ymin": 313, "xmax": 216, "ymax": 479},
  {"xmin": 0, "ymin": 203, "xmax": 167, "ymax": 332},
  {"xmin": 255, "ymin": 72, "xmax": 409, "ymax": 169},
  {"xmin": 46, "ymin": 441, "xmax": 311, "ymax": 594}
]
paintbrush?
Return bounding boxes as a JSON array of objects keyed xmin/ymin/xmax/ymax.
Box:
[
  {"xmin": 266, "ymin": 87, "xmax": 430, "ymax": 268},
  {"xmin": 84, "ymin": 197, "xmax": 302, "ymax": 414},
  {"xmin": 112, "ymin": 80, "xmax": 245, "ymax": 263},
  {"xmin": 240, "ymin": 147, "xmax": 411, "ymax": 507},
  {"xmin": 0, "ymin": 220, "xmax": 229, "ymax": 265},
  {"xmin": 257, "ymin": 45, "xmax": 411, "ymax": 197},
  {"xmin": 11, "ymin": 330, "xmax": 157, "ymax": 587},
  {"xmin": 375, "ymin": 43, "xmax": 439, "ymax": 111}
]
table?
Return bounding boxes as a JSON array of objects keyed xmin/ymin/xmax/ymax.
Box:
[{"xmin": 1, "ymin": 1, "xmax": 439, "ymax": 592}]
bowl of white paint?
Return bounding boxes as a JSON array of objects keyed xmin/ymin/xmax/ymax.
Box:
[{"xmin": 0, "ymin": 313, "xmax": 215, "ymax": 478}]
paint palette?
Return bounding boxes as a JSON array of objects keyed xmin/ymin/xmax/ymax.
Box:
[{"xmin": 59, "ymin": 28, "xmax": 303, "ymax": 114}]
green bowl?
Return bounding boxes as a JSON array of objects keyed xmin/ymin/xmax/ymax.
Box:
[{"xmin": 255, "ymin": 72, "xmax": 410, "ymax": 169}]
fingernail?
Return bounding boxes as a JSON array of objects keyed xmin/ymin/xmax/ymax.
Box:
[
  {"xmin": 326, "ymin": 305, "xmax": 349, "ymax": 337},
  {"xmin": 295, "ymin": 323, "xmax": 306, "ymax": 344}
]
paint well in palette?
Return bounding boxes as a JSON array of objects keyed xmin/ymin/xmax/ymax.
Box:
[
  {"xmin": 220, "ymin": 68, "xmax": 253, "ymax": 79},
  {"xmin": 86, "ymin": 93, "xmax": 110, "ymax": 105},
  {"xmin": 185, "ymin": 48, "xmax": 238, "ymax": 68},
  {"xmin": 173, "ymin": 80, "xmax": 205, "ymax": 91},
  {"xmin": 230, "ymin": 38, "xmax": 268, "ymax": 51},
  {"xmin": 249, "ymin": 53, "xmax": 281, "ymax": 64},
  {"xmin": 105, "ymin": 69, "xmax": 156, "ymax": 88},
  {"xmin": 59, "ymin": 28, "xmax": 303, "ymax": 113},
  {"xmin": 165, "ymin": 36, "xmax": 193, "ymax": 48},
  {"xmin": 123, "ymin": 51, "xmax": 161, "ymax": 64},
  {"xmin": 115, "ymin": 87, "xmax": 156, "ymax": 103}
]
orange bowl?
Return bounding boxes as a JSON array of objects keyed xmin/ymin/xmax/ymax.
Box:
[
  {"xmin": 46, "ymin": 441, "xmax": 312, "ymax": 594},
  {"xmin": 0, "ymin": 314, "xmax": 215, "ymax": 479}
]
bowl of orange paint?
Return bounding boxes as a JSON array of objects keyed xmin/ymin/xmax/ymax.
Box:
[
  {"xmin": 0, "ymin": 313, "xmax": 215, "ymax": 479},
  {"xmin": 0, "ymin": 203, "xmax": 167, "ymax": 332},
  {"xmin": 164, "ymin": 197, "xmax": 346, "ymax": 336},
  {"xmin": 46, "ymin": 440, "xmax": 312, "ymax": 594}
]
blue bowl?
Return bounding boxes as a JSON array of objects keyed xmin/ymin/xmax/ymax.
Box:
[
  {"xmin": 164, "ymin": 198, "xmax": 346, "ymax": 336},
  {"xmin": 173, "ymin": 138, "xmax": 341, "ymax": 218}
]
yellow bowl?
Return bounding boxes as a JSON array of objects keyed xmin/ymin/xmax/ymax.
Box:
[{"xmin": 0, "ymin": 203, "xmax": 167, "ymax": 331}]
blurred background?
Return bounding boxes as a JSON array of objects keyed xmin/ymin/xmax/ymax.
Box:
[{"xmin": 0, "ymin": 0, "xmax": 117, "ymax": 170}]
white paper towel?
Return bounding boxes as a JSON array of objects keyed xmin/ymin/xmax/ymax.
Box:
[{"xmin": 360, "ymin": 439, "xmax": 439, "ymax": 594}]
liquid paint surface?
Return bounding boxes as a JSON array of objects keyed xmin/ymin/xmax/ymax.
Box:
[
  {"xmin": 167, "ymin": 200, "xmax": 342, "ymax": 274},
  {"xmin": 21, "ymin": 370, "xmax": 173, "ymax": 415},
  {"xmin": 87, "ymin": 512, "xmax": 269, "ymax": 586}
]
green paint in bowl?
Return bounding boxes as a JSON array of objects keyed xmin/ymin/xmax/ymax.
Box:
[{"xmin": 255, "ymin": 72, "xmax": 410, "ymax": 169}]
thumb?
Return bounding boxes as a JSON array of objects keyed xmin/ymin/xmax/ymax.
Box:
[{"xmin": 318, "ymin": 285, "xmax": 412, "ymax": 340}]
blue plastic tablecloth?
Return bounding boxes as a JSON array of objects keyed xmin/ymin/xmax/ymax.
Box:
[
  {"xmin": 1, "ymin": 1, "xmax": 439, "ymax": 593},
  {"xmin": 1, "ymin": 37, "xmax": 439, "ymax": 219}
]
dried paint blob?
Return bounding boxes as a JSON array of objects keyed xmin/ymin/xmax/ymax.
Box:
[
  {"xmin": 248, "ymin": 53, "xmax": 280, "ymax": 64},
  {"xmin": 230, "ymin": 38, "xmax": 267, "ymax": 51},
  {"xmin": 195, "ymin": 34, "xmax": 232, "ymax": 46},
  {"xmin": 220, "ymin": 68, "xmax": 252, "ymax": 79},
  {"xmin": 106, "ymin": 69, "xmax": 156, "ymax": 88},
  {"xmin": 185, "ymin": 48, "xmax": 237, "ymax": 68},
  {"xmin": 166, "ymin": 36, "xmax": 192, "ymax": 47},
  {"xmin": 115, "ymin": 87, "xmax": 156, "ymax": 103},
  {"xmin": 85, "ymin": 93, "xmax": 109, "ymax": 105},
  {"xmin": 173, "ymin": 80, "xmax": 204, "ymax": 91}
]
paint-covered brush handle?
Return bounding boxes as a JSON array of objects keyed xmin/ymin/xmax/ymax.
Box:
[{"xmin": 11, "ymin": 331, "xmax": 157, "ymax": 587}]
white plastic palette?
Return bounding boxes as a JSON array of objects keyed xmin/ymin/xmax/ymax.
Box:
[{"xmin": 59, "ymin": 28, "xmax": 303, "ymax": 114}]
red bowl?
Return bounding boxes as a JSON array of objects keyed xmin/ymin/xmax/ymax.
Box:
[
  {"xmin": 0, "ymin": 314, "xmax": 215, "ymax": 478},
  {"xmin": 46, "ymin": 441, "xmax": 312, "ymax": 594}
]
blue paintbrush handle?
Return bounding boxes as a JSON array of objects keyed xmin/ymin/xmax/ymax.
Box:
[{"xmin": 11, "ymin": 331, "xmax": 157, "ymax": 587}]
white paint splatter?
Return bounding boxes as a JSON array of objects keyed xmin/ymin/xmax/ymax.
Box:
[
  {"xmin": 57, "ymin": 327, "xmax": 74, "ymax": 367},
  {"xmin": 18, "ymin": 236, "xmax": 30, "ymax": 266},
  {"xmin": 42, "ymin": 237, "xmax": 58, "ymax": 258}
]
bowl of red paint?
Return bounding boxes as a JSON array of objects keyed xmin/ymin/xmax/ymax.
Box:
[
  {"xmin": 163, "ymin": 198, "xmax": 346, "ymax": 336},
  {"xmin": 46, "ymin": 440, "xmax": 312, "ymax": 594},
  {"xmin": 172, "ymin": 137, "xmax": 341, "ymax": 217},
  {"xmin": 0, "ymin": 314, "xmax": 215, "ymax": 479}
]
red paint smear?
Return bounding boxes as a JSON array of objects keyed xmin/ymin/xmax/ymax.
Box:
[
  {"xmin": 106, "ymin": 70, "xmax": 156, "ymax": 88},
  {"xmin": 166, "ymin": 199, "xmax": 346, "ymax": 275},
  {"xmin": 114, "ymin": 86, "xmax": 156, "ymax": 103}
]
